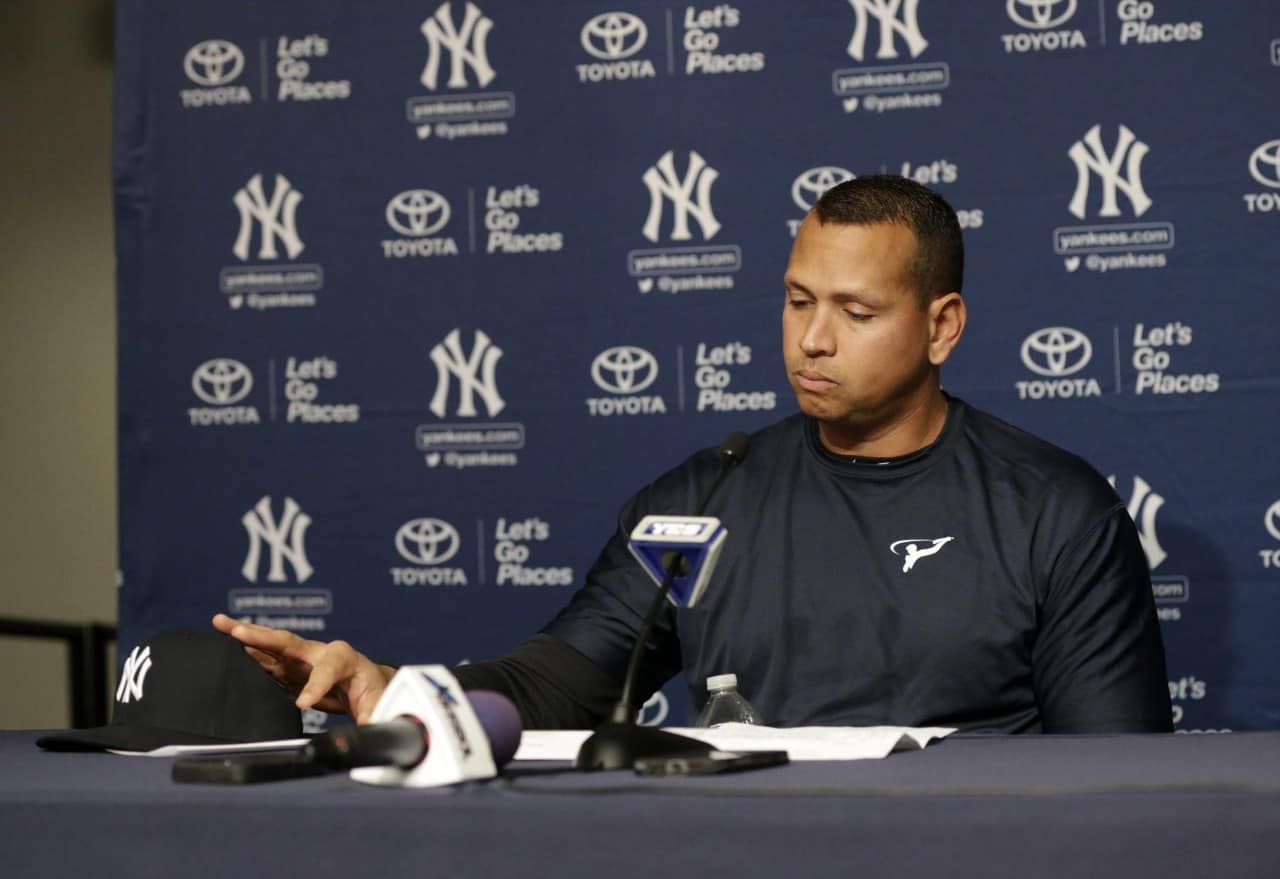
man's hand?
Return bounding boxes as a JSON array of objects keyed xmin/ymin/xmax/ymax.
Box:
[{"xmin": 212, "ymin": 614, "xmax": 396, "ymax": 723}]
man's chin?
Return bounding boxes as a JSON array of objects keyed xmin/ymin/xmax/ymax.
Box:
[
  {"xmin": 791, "ymin": 392, "xmax": 848, "ymax": 423},
  {"xmin": 790, "ymin": 390, "xmax": 881, "ymax": 430}
]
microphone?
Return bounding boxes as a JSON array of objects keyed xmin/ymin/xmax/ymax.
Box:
[
  {"xmin": 625, "ymin": 433, "xmax": 747, "ymax": 608},
  {"xmin": 308, "ymin": 690, "xmax": 522, "ymax": 770},
  {"xmin": 348, "ymin": 668, "xmax": 524, "ymax": 787},
  {"xmin": 306, "ymin": 717, "xmax": 429, "ymax": 769},
  {"xmin": 698, "ymin": 432, "xmax": 749, "ymax": 513},
  {"xmin": 628, "ymin": 516, "xmax": 727, "ymax": 608},
  {"xmin": 172, "ymin": 688, "xmax": 521, "ymax": 785},
  {"xmin": 575, "ymin": 432, "xmax": 750, "ymax": 771}
]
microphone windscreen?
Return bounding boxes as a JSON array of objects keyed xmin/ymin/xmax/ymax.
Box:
[{"xmin": 469, "ymin": 690, "xmax": 522, "ymax": 768}]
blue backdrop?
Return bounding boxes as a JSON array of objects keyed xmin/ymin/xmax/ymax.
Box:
[{"xmin": 115, "ymin": 0, "xmax": 1280, "ymax": 731}]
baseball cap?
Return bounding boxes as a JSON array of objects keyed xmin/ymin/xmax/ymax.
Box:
[{"xmin": 36, "ymin": 629, "xmax": 303, "ymax": 752}]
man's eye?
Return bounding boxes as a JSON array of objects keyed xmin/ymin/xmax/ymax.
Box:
[
  {"xmin": 846, "ymin": 311, "xmax": 873, "ymax": 322},
  {"xmin": 786, "ymin": 298, "xmax": 811, "ymax": 309}
]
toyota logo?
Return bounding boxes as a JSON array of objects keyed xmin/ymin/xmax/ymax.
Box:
[
  {"xmin": 1248, "ymin": 139, "xmax": 1280, "ymax": 189},
  {"xmin": 192, "ymin": 358, "xmax": 253, "ymax": 405},
  {"xmin": 1266, "ymin": 500, "xmax": 1280, "ymax": 543},
  {"xmin": 591, "ymin": 346, "xmax": 659, "ymax": 394},
  {"xmin": 386, "ymin": 190, "xmax": 451, "ymax": 237},
  {"xmin": 1020, "ymin": 327, "xmax": 1092, "ymax": 377},
  {"xmin": 581, "ymin": 12, "xmax": 648, "ymax": 60},
  {"xmin": 183, "ymin": 40, "xmax": 245, "ymax": 87},
  {"xmin": 1006, "ymin": 0, "xmax": 1078, "ymax": 30},
  {"xmin": 395, "ymin": 518, "xmax": 461, "ymax": 565},
  {"xmin": 791, "ymin": 166, "xmax": 855, "ymax": 212}
]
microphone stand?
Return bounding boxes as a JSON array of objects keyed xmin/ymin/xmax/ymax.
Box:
[{"xmin": 575, "ymin": 434, "xmax": 748, "ymax": 771}]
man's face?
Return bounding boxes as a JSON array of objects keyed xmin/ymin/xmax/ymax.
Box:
[{"xmin": 782, "ymin": 217, "xmax": 936, "ymax": 432}]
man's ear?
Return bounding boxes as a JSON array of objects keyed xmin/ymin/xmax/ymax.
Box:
[{"xmin": 928, "ymin": 292, "xmax": 966, "ymax": 366}]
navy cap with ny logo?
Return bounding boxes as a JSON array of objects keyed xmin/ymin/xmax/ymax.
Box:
[{"xmin": 37, "ymin": 629, "xmax": 302, "ymax": 752}]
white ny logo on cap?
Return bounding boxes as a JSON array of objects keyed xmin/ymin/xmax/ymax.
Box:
[{"xmin": 116, "ymin": 645, "xmax": 153, "ymax": 704}]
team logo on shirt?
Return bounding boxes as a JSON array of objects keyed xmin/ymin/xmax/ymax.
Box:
[{"xmin": 889, "ymin": 536, "xmax": 954, "ymax": 573}]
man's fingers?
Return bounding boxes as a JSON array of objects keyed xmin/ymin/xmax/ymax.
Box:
[
  {"xmin": 213, "ymin": 615, "xmax": 389, "ymax": 721},
  {"xmin": 347, "ymin": 663, "xmax": 398, "ymax": 722},
  {"xmin": 295, "ymin": 640, "xmax": 359, "ymax": 710},
  {"xmin": 243, "ymin": 646, "xmax": 300, "ymax": 687},
  {"xmin": 307, "ymin": 694, "xmax": 350, "ymax": 715},
  {"xmin": 295, "ymin": 643, "xmax": 393, "ymax": 720},
  {"xmin": 242, "ymin": 645, "xmax": 280, "ymax": 673},
  {"xmin": 211, "ymin": 613, "xmax": 237, "ymax": 635},
  {"xmin": 350, "ymin": 684, "xmax": 387, "ymax": 724},
  {"xmin": 212, "ymin": 614, "xmax": 324, "ymax": 664}
]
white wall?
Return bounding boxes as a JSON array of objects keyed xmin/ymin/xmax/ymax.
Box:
[{"xmin": 0, "ymin": 0, "xmax": 117, "ymax": 728}]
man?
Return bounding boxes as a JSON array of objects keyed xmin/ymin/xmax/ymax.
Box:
[{"xmin": 214, "ymin": 175, "xmax": 1172, "ymax": 733}]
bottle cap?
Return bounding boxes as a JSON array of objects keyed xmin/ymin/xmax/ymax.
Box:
[{"xmin": 706, "ymin": 673, "xmax": 738, "ymax": 691}]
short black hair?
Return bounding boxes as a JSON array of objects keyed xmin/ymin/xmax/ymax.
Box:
[{"xmin": 812, "ymin": 174, "xmax": 964, "ymax": 307}]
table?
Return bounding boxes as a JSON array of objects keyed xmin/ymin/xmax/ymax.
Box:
[{"xmin": 3, "ymin": 729, "xmax": 1278, "ymax": 877}]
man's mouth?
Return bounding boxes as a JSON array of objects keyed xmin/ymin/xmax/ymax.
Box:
[{"xmin": 794, "ymin": 369, "xmax": 837, "ymax": 392}]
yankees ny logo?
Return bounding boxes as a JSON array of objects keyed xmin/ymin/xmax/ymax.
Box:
[
  {"xmin": 242, "ymin": 495, "xmax": 314, "ymax": 583},
  {"xmin": 846, "ymin": 0, "xmax": 929, "ymax": 62},
  {"xmin": 233, "ymin": 173, "xmax": 305, "ymax": 261},
  {"xmin": 1068, "ymin": 124, "xmax": 1152, "ymax": 219},
  {"xmin": 116, "ymin": 645, "xmax": 153, "ymax": 704},
  {"xmin": 1109, "ymin": 474, "xmax": 1168, "ymax": 570},
  {"xmin": 642, "ymin": 150, "xmax": 721, "ymax": 243},
  {"xmin": 421, "ymin": 1, "xmax": 496, "ymax": 90},
  {"xmin": 429, "ymin": 329, "xmax": 506, "ymax": 418}
]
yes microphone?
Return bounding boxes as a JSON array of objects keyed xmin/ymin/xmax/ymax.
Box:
[
  {"xmin": 628, "ymin": 515, "xmax": 726, "ymax": 608},
  {"xmin": 575, "ymin": 432, "xmax": 749, "ymax": 771}
]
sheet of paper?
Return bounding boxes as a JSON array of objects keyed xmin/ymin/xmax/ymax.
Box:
[
  {"xmin": 512, "ymin": 724, "xmax": 954, "ymax": 762},
  {"xmin": 513, "ymin": 730, "xmax": 592, "ymax": 762},
  {"xmin": 107, "ymin": 738, "xmax": 309, "ymax": 757}
]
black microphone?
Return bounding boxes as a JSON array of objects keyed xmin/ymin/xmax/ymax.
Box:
[
  {"xmin": 172, "ymin": 690, "xmax": 522, "ymax": 784},
  {"xmin": 321, "ymin": 689, "xmax": 524, "ymax": 770},
  {"xmin": 575, "ymin": 432, "xmax": 751, "ymax": 771},
  {"xmin": 305, "ymin": 716, "xmax": 430, "ymax": 769},
  {"xmin": 307, "ymin": 688, "xmax": 522, "ymax": 770}
]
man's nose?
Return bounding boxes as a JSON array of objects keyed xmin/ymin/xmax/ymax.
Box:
[{"xmin": 799, "ymin": 307, "xmax": 837, "ymax": 357}]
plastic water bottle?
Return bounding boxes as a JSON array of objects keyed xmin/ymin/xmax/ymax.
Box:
[{"xmin": 694, "ymin": 674, "xmax": 761, "ymax": 727}]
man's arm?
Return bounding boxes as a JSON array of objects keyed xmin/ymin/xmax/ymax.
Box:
[
  {"xmin": 452, "ymin": 634, "xmax": 623, "ymax": 729},
  {"xmin": 1031, "ymin": 503, "xmax": 1173, "ymax": 733},
  {"xmin": 460, "ymin": 511, "xmax": 686, "ymax": 729},
  {"xmin": 215, "ymin": 488, "xmax": 680, "ymax": 729},
  {"xmin": 214, "ymin": 449, "xmax": 710, "ymax": 727},
  {"xmin": 214, "ymin": 615, "xmax": 623, "ymax": 728}
]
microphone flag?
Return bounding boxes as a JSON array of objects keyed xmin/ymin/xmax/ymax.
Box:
[{"xmin": 627, "ymin": 515, "xmax": 726, "ymax": 608}]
